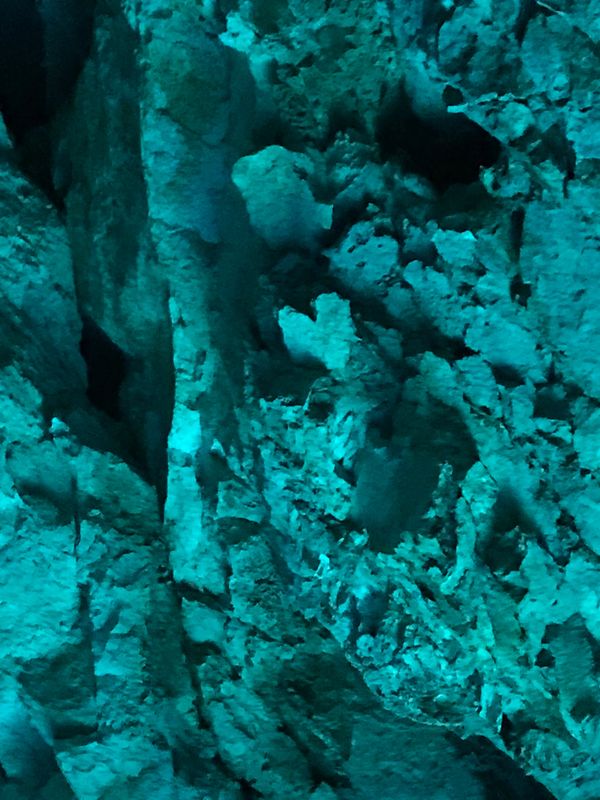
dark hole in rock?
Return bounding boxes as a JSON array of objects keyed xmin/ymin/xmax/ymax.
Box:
[
  {"xmin": 569, "ymin": 693, "xmax": 600, "ymax": 724},
  {"xmin": 333, "ymin": 460, "xmax": 355, "ymax": 485},
  {"xmin": 0, "ymin": 0, "xmax": 95, "ymax": 141},
  {"xmin": 376, "ymin": 84, "xmax": 502, "ymax": 191},
  {"xmin": 396, "ymin": 618, "xmax": 408, "ymax": 647},
  {"xmin": 326, "ymin": 99, "xmax": 368, "ymax": 145},
  {"xmin": 52, "ymin": 721, "xmax": 98, "ymax": 744},
  {"xmin": 530, "ymin": 123, "xmax": 576, "ymax": 183},
  {"xmin": 535, "ymin": 648, "xmax": 556, "ymax": 668},
  {"xmin": 499, "ymin": 713, "xmax": 514, "ymax": 747},
  {"xmin": 250, "ymin": 0, "xmax": 288, "ymax": 34},
  {"xmin": 510, "ymin": 273, "xmax": 531, "ymax": 308},
  {"xmin": 402, "ymin": 324, "xmax": 478, "ymax": 361},
  {"xmin": 417, "ymin": 581, "xmax": 435, "ymax": 602},
  {"xmin": 477, "ymin": 489, "xmax": 541, "ymax": 575},
  {"xmin": 0, "ymin": 0, "xmax": 46, "ymax": 142},
  {"xmin": 354, "ymin": 446, "xmax": 440, "ymax": 553},
  {"xmin": 43, "ymin": 0, "xmax": 96, "ymax": 116},
  {"xmin": 533, "ymin": 387, "xmax": 570, "ymax": 420},
  {"xmin": 309, "ymin": 764, "xmax": 351, "ymax": 792},
  {"xmin": 588, "ymin": 635, "xmax": 600, "ymax": 673},
  {"xmin": 239, "ymin": 777, "xmax": 263, "ymax": 798},
  {"xmin": 366, "ymin": 401, "xmax": 398, "ymax": 443},
  {"xmin": 306, "ymin": 396, "xmax": 334, "ymax": 422},
  {"xmin": 0, "ymin": 1, "xmax": 94, "ymax": 206},
  {"xmin": 354, "ymin": 399, "xmax": 477, "ymax": 553},
  {"xmin": 254, "ymin": 352, "xmax": 327, "ymax": 403},
  {"xmin": 514, "ymin": 0, "xmax": 540, "ymax": 42},
  {"xmin": 79, "ymin": 315, "xmax": 128, "ymax": 421},
  {"xmin": 456, "ymin": 735, "xmax": 558, "ymax": 799},
  {"xmin": 510, "ymin": 208, "xmax": 526, "ymax": 262},
  {"xmin": 504, "ymin": 581, "xmax": 528, "ymax": 604},
  {"xmin": 491, "ymin": 490, "xmax": 531, "ymax": 535},
  {"xmin": 19, "ymin": 643, "xmax": 97, "ymax": 784},
  {"xmin": 442, "ymin": 85, "xmax": 464, "ymax": 106},
  {"xmin": 420, "ymin": 0, "xmax": 455, "ymax": 40},
  {"xmin": 186, "ymin": 641, "xmax": 222, "ymax": 664},
  {"xmin": 491, "ymin": 363, "xmax": 525, "ymax": 388},
  {"xmin": 541, "ymin": 623, "xmax": 562, "ymax": 647}
]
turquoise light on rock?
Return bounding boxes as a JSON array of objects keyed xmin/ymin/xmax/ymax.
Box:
[{"xmin": 0, "ymin": 1, "xmax": 596, "ymax": 798}]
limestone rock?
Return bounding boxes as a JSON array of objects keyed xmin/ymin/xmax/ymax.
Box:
[
  {"xmin": 1, "ymin": 0, "xmax": 599, "ymax": 798},
  {"xmin": 232, "ymin": 145, "xmax": 332, "ymax": 251}
]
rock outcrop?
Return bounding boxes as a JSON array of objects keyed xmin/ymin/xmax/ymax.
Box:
[{"xmin": 0, "ymin": 1, "xmax": 597, "ymax": 798}]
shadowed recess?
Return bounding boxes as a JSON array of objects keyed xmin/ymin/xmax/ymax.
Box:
[
  {"xmin": 0, "ymin": 0, "xmax": 95, "ymax": 141},
  {"xmin": 376, "ymin": 84, "xmax": 502, "ymax": 190},
  {"xmin": 0, "ymin": 0, "xmax": 46, "ymax": 141},
  {"xmin": 79, "ymin": 315, "xmax": 128, "ymax": 421}
]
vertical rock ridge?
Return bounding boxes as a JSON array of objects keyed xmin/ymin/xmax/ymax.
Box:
[{"xmin": 0, "ymin": 0, "xmax": 598, "ymax": 798}]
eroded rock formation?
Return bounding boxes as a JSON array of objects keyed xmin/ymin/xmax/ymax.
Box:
[{"xmin": 0, "ymin": 1, "xmax": 597, "ymax": 798}]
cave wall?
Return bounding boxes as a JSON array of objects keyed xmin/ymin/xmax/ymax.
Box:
[{"xmin": 0, "ymin": 0, "xmax": 598, "ymax": 798}]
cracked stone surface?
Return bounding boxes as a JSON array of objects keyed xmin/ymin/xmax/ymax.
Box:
[{"xmin": 0, "ymin": 0, "xmax": 598, "ymax": 798}]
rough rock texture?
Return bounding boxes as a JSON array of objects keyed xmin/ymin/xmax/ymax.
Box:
[{"xmin": 0, "ymin": 0, "xmax": 598, "ymax": 798}]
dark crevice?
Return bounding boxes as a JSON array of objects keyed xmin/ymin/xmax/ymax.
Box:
[
  {"xmin": 324, "ymin": 264, "xmax": 480, "ymax": 364},
  {"xmin": 535, "ymin": 648, "xmax": 555, "ymax": 668},
  {"xmin": 0, "ymin": 0, "xmax": 46, "ymax": 143},
  {"xmin": 499, "ymin": 713, "xmax": 515, "ymax": 748},
  {"xmin": 355, "ymin": 398, "xmax": 477, "ymax": 553},
  {"xmin": 453, "ymin": 735, "xmax": 558, "ymax": 799},
  {"xmin": 510, "ymin": 273, "xmax": 531, "ymax": 307},
  {"xmin": 514, "ymin": 0, "xmax": 539, "ymax": 43},
  {"xmin": 534, "ymin": 386, "xmax": 570, "ymax": 420},
  {"xmin": 491, "ymin": 363, "xmax": 526, "ymax": 388},
  {"xmin": 376, "ymin": 84, "xmax": 502, "ymax": 191},
  {"xmin": 476, "ymin": 487, "xmax": 542, "ymax": 574},
  {"xmin": 42, "ymin": 0, "xmax": 96, "ymax": 117},
  {"xmin": 76, "ymin": 313, "xmax": 172, "ymax": 507},
  {"xmin": 79, "ymin": 315, "xmax": 129, "ymax": 421},
  {"xmin": 0, "ymin": 1, "xmax": 95, "ymax": 207},
  {"xmin": 239, "ymin": 777, "xmax": 264, "ymax": 798},
  {"xmin": 404, "ymin": 326, "xmax": 478, "ymax": 361},
  {"xmin": 510, "ymin": 207, "xmax": 526, "ymax": 262},
  {"xmin": 418, "ymin": 0, "xmax": 456, "ymax": 49},
  {"xmin": 529, "ymin": 123, "xmax": 576, "ymax": 187},
  {"xmin": 0, "ymin": 0, "xmax": 95, "ymax": 141}
]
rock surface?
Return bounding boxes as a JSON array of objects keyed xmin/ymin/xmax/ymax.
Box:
[{"xmin": 0, "ymin": 0, "xmax": 597, "ymax": 798}]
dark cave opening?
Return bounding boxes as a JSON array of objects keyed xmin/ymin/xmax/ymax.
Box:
[
  {"xmin": 353, "ymin": 397, "xmax": 478, "ymax": 554},
  {"xmin": 78, "ymin": 313, "xmax": 173, "ymax": 515},
  {"xmin": 238, "ymin": 777, "xmax": 264, "ymax": 798},
  {"xmin": 79, "ymin": 315, "xmax": 128, "ymax": 421},
  {"xmin": 0, "ymin": 0, "xmax": 47, "ymax": 143},
  {"xmin": 476, "ymin": 487, "xmax": 542, "ymax": 575},
  {"xmin": 514, "ymin": 0, "xmax": 538, "ymax": 43},
  {"xmin": 455, "ymin": 735, "xmax": 558, "ymax": 800},
  {"xmin": 0, "ymin": 0, "xmax": 95, "ymax": 142},
  {"xmin": 533, "ymin": 386, "xmax": 570, "ymax": 420},
  {"xmin": 509, "ymin": 207, "xmax": 526, "ymax": 262},
  {"xmin": 0, "ymin": 0, "xmax": 95, "ymax": 207},
  {"xmin": 510, "ymin": 273, "xmax": 531, "ymax": 308},
  {"xmin": 376, "ymin": 84, "xmax": 502, "ymax": 191}
]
